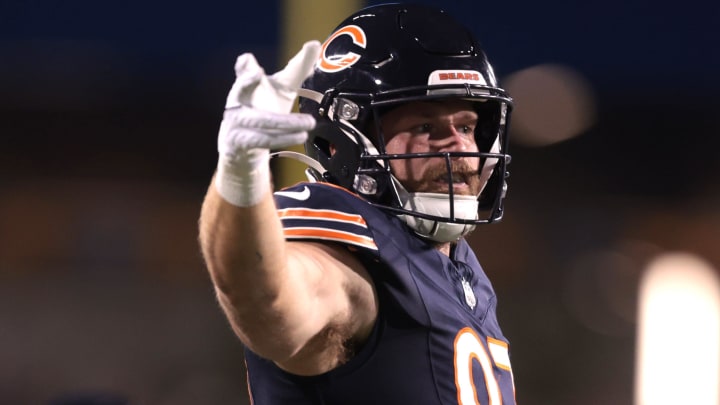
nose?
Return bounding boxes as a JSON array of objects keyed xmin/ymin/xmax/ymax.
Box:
[{"xmin": 431, "ymin": 125, "xmax": 469, "ymax": 153}]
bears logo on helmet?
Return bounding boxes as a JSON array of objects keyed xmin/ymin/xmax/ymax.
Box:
[{"xmin": 318, "ymin": 25, "xmax": 367, "ymax": 73}]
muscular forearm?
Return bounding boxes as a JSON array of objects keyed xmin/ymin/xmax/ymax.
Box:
[
  {"xmin": 199, "ymin": 179, "xmax": 284, "ymax": 297},
  {"xmin": 200, "ymin": 177, "xmax": 347, "ymax": 362},
  {"xmin": 199, "ymin": 180, "xmax": 296, "ymax": 352}
]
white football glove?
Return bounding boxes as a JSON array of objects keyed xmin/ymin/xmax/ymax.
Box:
[{"xmin": 215, "ymin": 40, "xmax": 321, "ymax": 207}]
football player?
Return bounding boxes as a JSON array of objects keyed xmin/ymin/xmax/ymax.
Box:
[{"xmin": 199, "ymin": 3, "xmax": 515, "ymax": 404}]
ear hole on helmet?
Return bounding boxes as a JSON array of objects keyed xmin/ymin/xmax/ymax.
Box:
[
  {"xmin": 314, "ymin": 136, "xmax": 332, "ymax": 159},
  {"xmin": 474, "ymin": 101, "xmax": 502, "ymax": 152}
]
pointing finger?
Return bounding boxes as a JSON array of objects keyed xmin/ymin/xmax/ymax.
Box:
[{"xmin": 271, "ymin": 40, "xmax": 322, "ymax": 90}]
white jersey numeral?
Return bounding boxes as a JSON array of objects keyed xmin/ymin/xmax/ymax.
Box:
[{"xmin": 454, "ymin": 327, "xmax": 513, "ymax": 405}]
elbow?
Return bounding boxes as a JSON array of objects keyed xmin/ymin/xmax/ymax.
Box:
[{"xmin": 214, "ymin": 286, "xmax": 307, "ymax": 362}]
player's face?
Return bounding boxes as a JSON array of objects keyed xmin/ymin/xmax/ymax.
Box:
[{"xmin": 380, "ymin": 99, "xmax": 483, "ymax": 195}]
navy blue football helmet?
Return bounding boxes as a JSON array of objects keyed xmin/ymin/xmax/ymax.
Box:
[{"xmin": 297, "ymin": 3, "xmax": 513, "ymax": 241}]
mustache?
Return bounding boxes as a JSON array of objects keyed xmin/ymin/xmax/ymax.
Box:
[{"xmin": 402, "ymin": 160, "xmax": 482, "ymax": 194}]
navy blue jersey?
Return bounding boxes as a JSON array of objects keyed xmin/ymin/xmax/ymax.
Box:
[{"xmin": 244, "ymin": 182, "xmax": 516, "ymax": 404}]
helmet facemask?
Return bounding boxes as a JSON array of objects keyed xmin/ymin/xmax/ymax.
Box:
[{"xmin": 357, "ymin": 91, "xmax": 511, "ymax": 242}]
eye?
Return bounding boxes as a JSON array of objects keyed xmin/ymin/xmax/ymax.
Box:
[
  {"xmin": 457, "ymin": 125, "xmax": 475, "ymax": 136},
  {"xmin": 410, "ymin": 123, "xmax": 433, "ymax": 134},
  {"xmin": 458, "ymin": 125, "xmax": 474, "ymax": 135}
]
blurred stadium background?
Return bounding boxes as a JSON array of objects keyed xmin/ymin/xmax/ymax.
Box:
[{"xmin": 1, "ymin": 0, "xmax": 718, "ymax": 403}]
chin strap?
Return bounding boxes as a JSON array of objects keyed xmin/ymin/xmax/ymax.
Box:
[
  {"xmin": 394, "ymin": 179, "xmax": 479, "ymax": 243},
  {"xmin": 393, "ymin": 136, "xmax": 501, "ymax": 242},
  {"xmin": 270, "ymin": 150, "xmax": 327, "ymax": 182}
]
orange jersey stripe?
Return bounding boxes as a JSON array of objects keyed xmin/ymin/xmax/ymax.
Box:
[
  {"xmin": 284, "ymin": 227, "xmax": 377, "ymax": 250},
  {"xmin": 278, "ymin": 208, "xmax": 368, "ymax": 228}
]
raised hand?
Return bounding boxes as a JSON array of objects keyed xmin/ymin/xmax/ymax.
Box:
[
  {"xmin": 219, "ymin": 40, "xmax": 321, "ymax": 156},
  {"xmin": 214, "ymin": 41, "xmax": 321, "ymax": 206}
]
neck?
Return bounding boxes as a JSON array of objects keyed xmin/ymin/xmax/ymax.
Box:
[{"xmin": 435, "ymin": 241, "xmax": 454, "ymax": 257}]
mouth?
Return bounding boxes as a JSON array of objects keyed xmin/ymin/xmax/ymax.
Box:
[
  {"xmin": 400, "ymin": 161, "xmax": 481, "ymax": 195},
  {"xmin": 432, "ymin": 173, "xmax": 473, "ymax": 193}
]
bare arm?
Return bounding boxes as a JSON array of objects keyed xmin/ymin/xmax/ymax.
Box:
[
  {"xmin": 199, "ymin": 41, "xmax": 376, "ymax": 374},
  {"xmin": 199, "ymin": 181, "xmax": 377, "ymax": 374}
]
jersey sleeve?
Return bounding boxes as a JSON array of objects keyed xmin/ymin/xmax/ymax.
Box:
[{"xmin": 273, "ymin": 183, "xmax": 378, "ymax": 251}]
